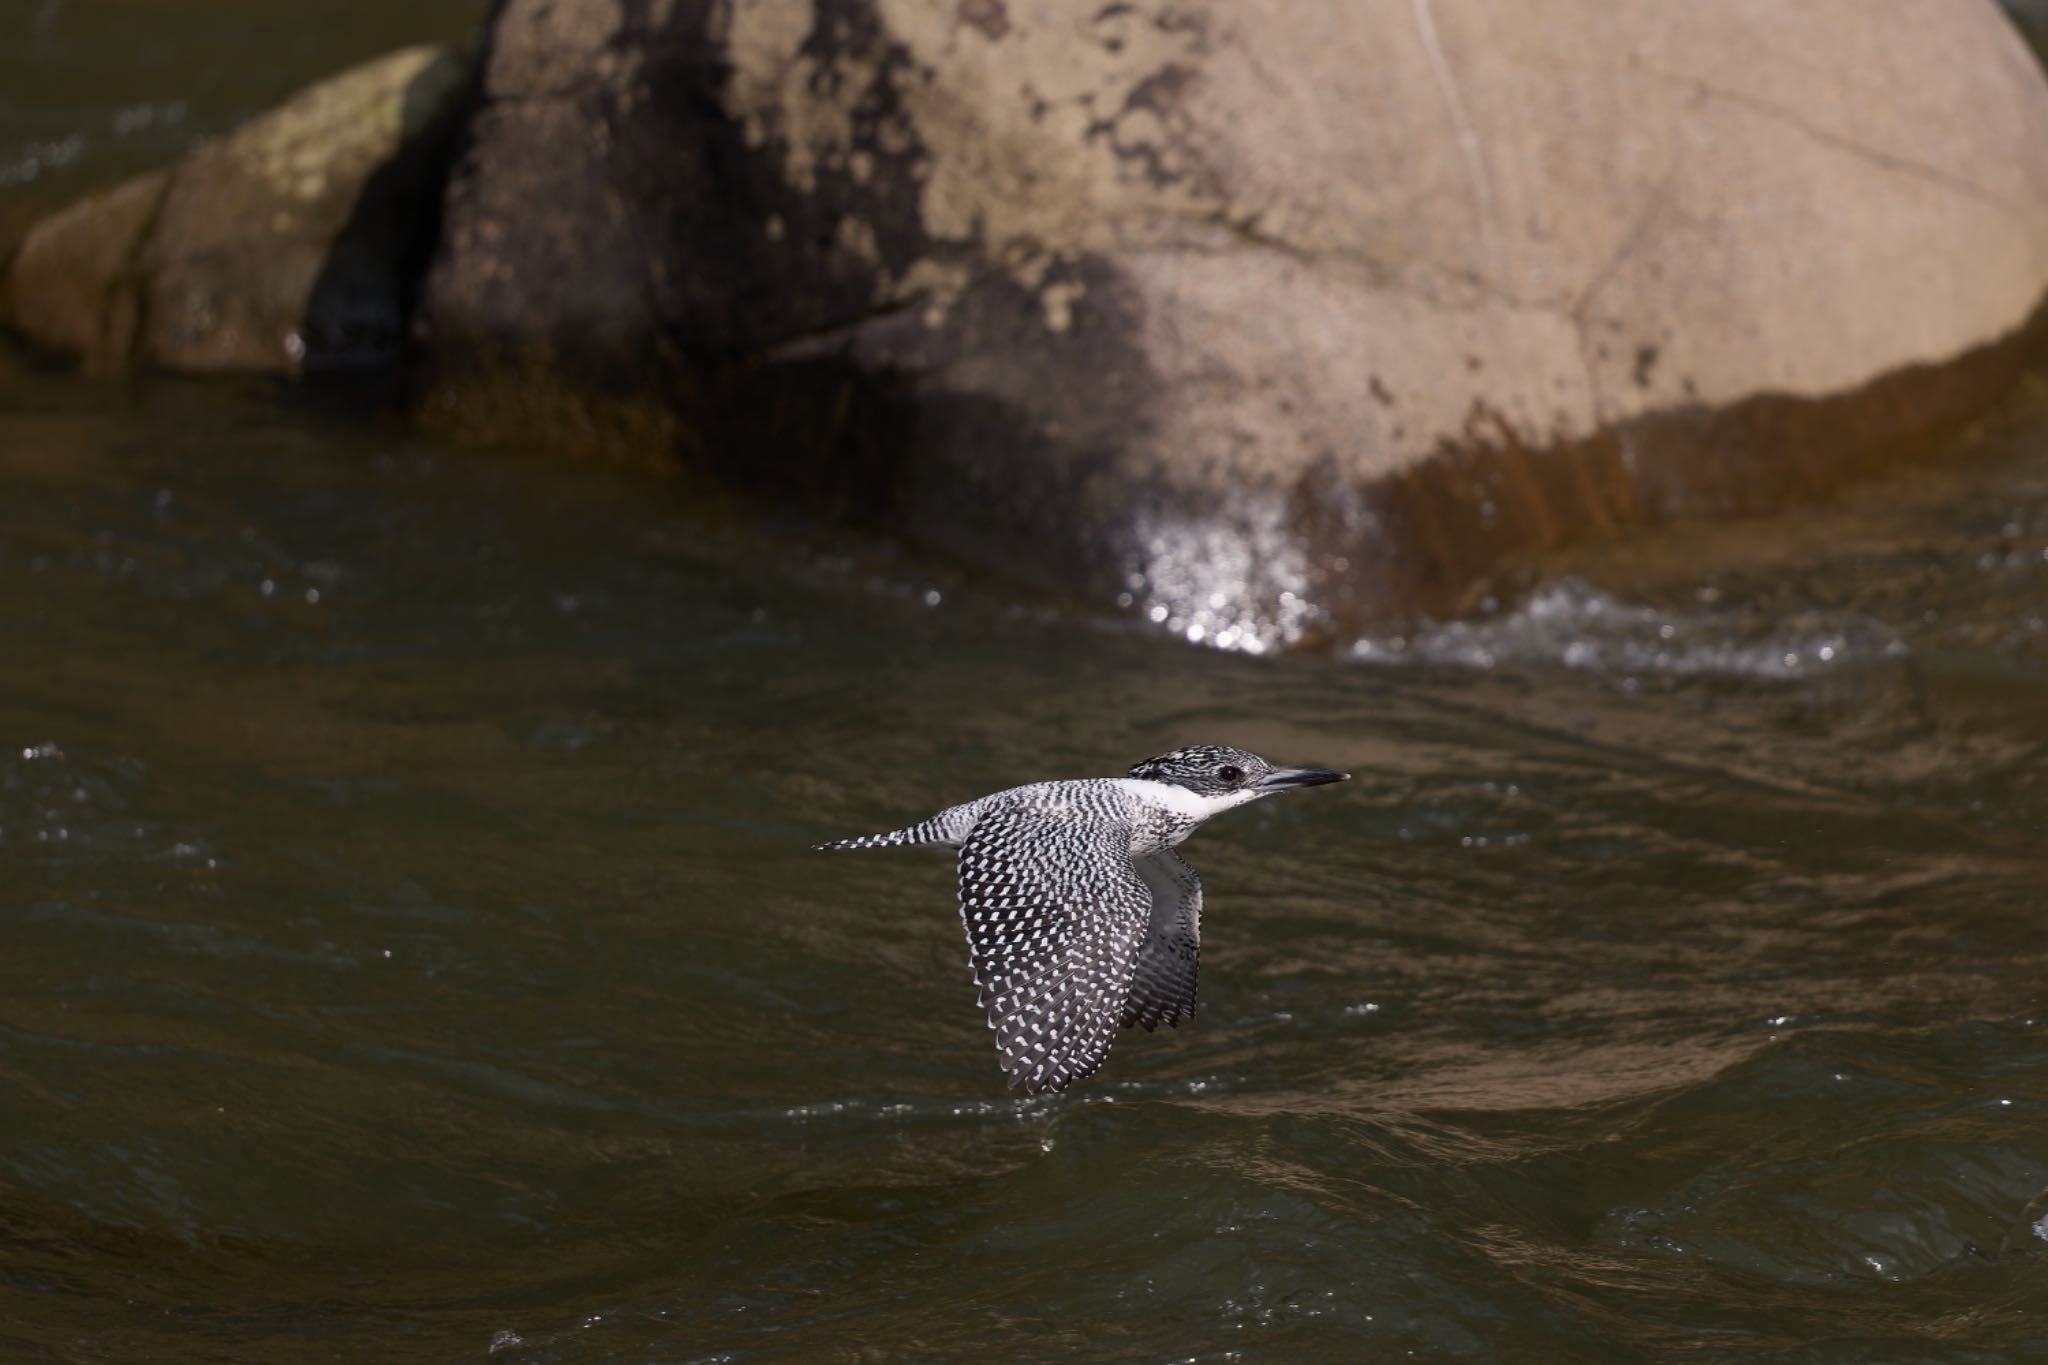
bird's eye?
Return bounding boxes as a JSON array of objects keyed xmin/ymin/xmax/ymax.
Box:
[{"xmin": 1216, "ymin": 765, "xmax": 1244, "ymax": 784}]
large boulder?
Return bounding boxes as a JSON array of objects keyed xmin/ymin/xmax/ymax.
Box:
[
  {"xmin": 34, "ymin": 1, "xmax": 2026, "ymax": 644},
  {"xmin": 1, "ymin": 45, "xmax": 469, "ymax": 376},
  {"xmin": 416, "ymin": 0, "xmax": 2048, "ymax": 641}
]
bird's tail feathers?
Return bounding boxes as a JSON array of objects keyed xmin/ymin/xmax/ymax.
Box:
[
  {"xmin": 814, "ymin": 801, "xmax": 977, "ymax": 852},
  {"xmin": 815, "ymin": 823, "xmax": 938, "ymax": 852},
  {"xmin": 815, "ymin": 826, "xmax": 913, "ymax": 847}
]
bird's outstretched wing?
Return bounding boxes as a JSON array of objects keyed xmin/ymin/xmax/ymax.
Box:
[
  {"xmin": 1123, "ymin": 848, "xmax": 1202, "ymax": 1031},
  {"xmin": 955, "ymin": 801, "xmax": 1150, "ymax": 1093}
]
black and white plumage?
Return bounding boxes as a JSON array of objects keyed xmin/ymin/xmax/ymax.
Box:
[{"xmin": 817, "ymin": 745, "xmax": 1348, "ymax": 1093}]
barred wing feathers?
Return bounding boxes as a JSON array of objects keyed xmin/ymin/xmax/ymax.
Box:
[{"xmin": 955, "ymin": 800, "xmax": 1150, "ymax": 1093}]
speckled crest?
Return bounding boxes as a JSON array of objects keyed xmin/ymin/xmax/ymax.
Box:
[{"xmin": 1126, "ymin": 744, "xmax": 1271, "ymax": 796}]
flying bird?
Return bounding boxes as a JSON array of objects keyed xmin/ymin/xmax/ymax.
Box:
[{"xmin": 818, "ymin": 745, "xmax": 1347, "ymax": 1092}]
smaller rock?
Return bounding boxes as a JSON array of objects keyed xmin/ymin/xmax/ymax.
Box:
[
  {"xmin": 1, "ymin": 44, "xmax": 470, "ymax": 375},
  {"xmin": 3, "ymin": 171, "xmax": 166, "ymax": 374}
]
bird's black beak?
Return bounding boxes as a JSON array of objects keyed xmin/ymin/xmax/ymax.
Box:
[{"xmin": 1255, "ymin": 766, "xmax": 1349, "ymax": 790}]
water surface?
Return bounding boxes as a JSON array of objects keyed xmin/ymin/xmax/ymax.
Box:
[
  {"xmin": 0, "ymin": 0, "xmax": 485, "ymax": 204},
  {"xmin": 0, "ymin": 363, "xmax": 2045, "ymax": 1361}
]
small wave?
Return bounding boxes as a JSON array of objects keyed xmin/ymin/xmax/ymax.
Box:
[
  {"xmin": 1348, "ymin": 578, "xmax": 1909, "ymax": 679},
  {"xmin": 0, "ymin": 100, "xmax": 186, "ymax": 188},
  {"xmin": 0, "ymin": 133, "xmax": 84, "ymax": 188}
]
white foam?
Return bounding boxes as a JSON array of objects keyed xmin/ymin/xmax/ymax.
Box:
[{"xmin": 1349, "ymin": 577, "xmax": 1909, "ymax": 680}]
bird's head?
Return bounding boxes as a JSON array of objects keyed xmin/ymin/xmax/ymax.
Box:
[{"xmin": 1127, "ymin": 744, "xmax": 1349, "ymax": 805}]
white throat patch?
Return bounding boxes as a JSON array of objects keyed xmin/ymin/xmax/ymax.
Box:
[{"xmin": 1112, "ymin": 777, "xmax": 1265, "ymax": 826}]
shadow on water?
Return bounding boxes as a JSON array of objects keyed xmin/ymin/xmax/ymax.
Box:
[{"xmin": 0, "ymin": 360, "xmax": 2044, "ymax": 1360}]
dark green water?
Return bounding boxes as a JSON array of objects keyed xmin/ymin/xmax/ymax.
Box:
[
  {"xmin": 0, "ymin": 0, "xmax": 486, "ymax": 206},
  {"xmin": 2, "ymin": 360, "xmax": 2046, "ymax": 1362}
]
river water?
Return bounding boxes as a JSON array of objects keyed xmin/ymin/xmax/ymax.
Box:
[
  {"xmin": 2, "ymin": 355, "xmax": 2046, "ymax": 1362},
  {"xmin": 6, "ymin": 3, "xmax": 2048, "ymax": 1358},
  {"xmin": 0, "ymin": 0, "xmax": 485, "ymax": 203}
]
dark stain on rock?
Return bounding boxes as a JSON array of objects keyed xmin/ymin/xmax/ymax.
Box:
[
  {"xmin": 1632, "ymin": 342, "xmax": 1658, "ymax": 388},
  {"xmin": 1369, "ymin": 375, "xmax": 1394, "ymax": 406},
  {"xmin": 1294, "ymin": 302, "xmax": 2047, "ymax": 627},
  {"xmin": 842, "ymin": 253, "xmax": 1167, "ymax": 590},
  {"xmin": 1154, "ymin": 6, "xmax": 1209, "ymax": 41},
  {"xmin": 1092, "ymin": 3, "xmax": 1135, "ymax": 52},
  {"xmin": 957, "ymin": 0, "xmax": 1009, "ymax": 41},
  {"xmin": 414, "ymin": 0, "xmax": 955, "ymax": 471},
  {"xmin": 1086, "ymin": 63, "xmax": 1203, "ymax": 190}
]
